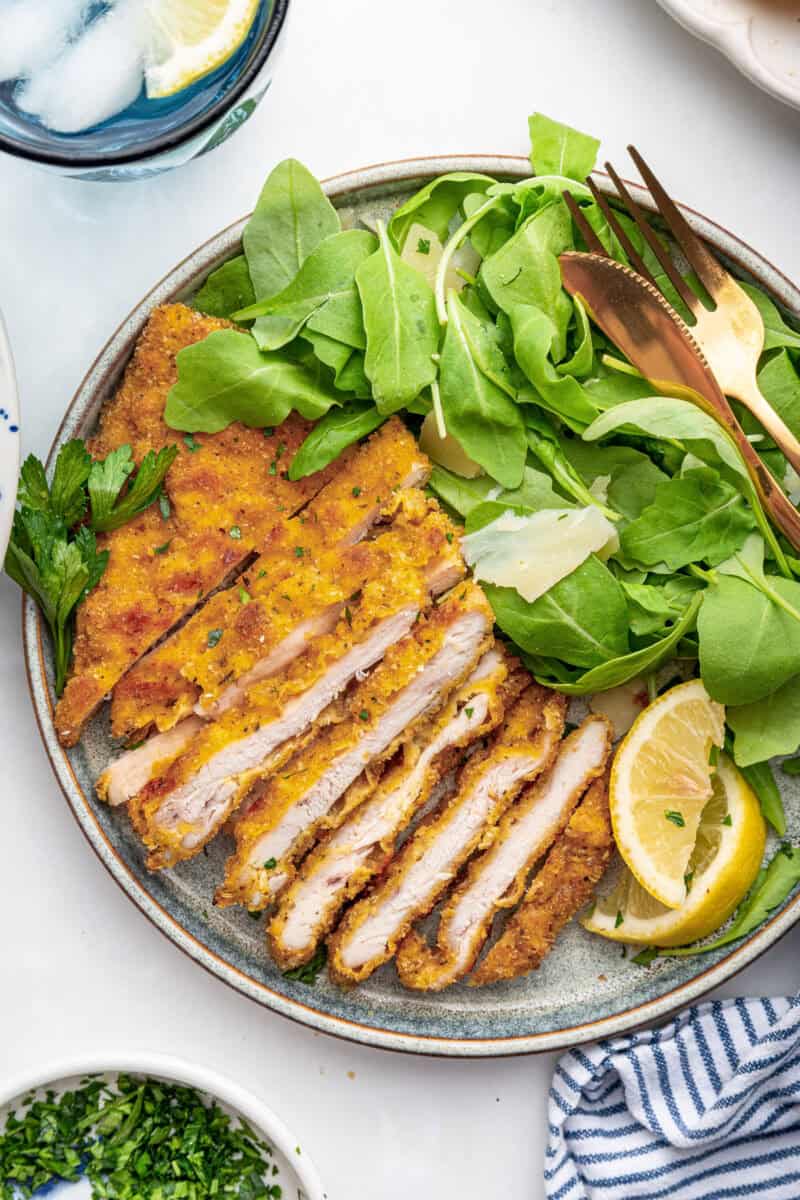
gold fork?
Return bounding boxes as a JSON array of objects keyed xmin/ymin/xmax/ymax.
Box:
[{"xmin": 563, "ymin": 147, "xmax": 800, "ymax": 477}]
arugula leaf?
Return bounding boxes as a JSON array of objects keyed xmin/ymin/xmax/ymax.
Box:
[
  {"xmin": 508, "ymin": 302, "xmax": 598, "ymax": 430},
  {"xmin": 729, "ymin": 746, "xmax": 785, "ymax": 837},
  {"xmin": 288, "ymin": 401, "xmax": 385, "ymax": 480},
  {"xmin": 242, "ymin": 157, "xmax": 339, "ymax": 301},
  {"xmin": 621, "ymin": 471, "xmax": 755, "ymax": 571},
  {"xmin": 620, "ymin": 575, "xmax": 702, "ymax": 638},
  {"xmin": 356, "ymin": 220, "xmax": 439, "ymax": 414},
  {"xmin": 727, "ymin": 674, "xmax": 800, "ymax": 767},
  {"xmin": 89, "ymin": 445, "xmax": 178, "ymax": 533},
  {"xmin": 485, "ymin": 554, "xmax": 630, "ymax": 670},
  {"xmin": 558, "ymin": 296, "xmax": 594, "ymax": 378},
  {"xmin": 388, "ymin": 172, "xmax": 494, "ymax": 249},
  {"xmin": 698, "ymin": 573, "xmax": 800, "ymax": 704},
  {"xmin": 526, "ymin": 412, "xmax": 618, "ymax": 519},
  {"xmin": 534, "ymin": 592, "xmax": 702, "ymax": 695},
  {"xmin": 165, "ymin": 329, "xmax": 340, "ymax": 433},
  {"xmin": 192, "ymin": 254, "xmax": 255, "ymax": 320},
  {"xmin": 463, "ymin": 189, "xmax": 517, "ymax": 258},
  {"xmin": 479, "ymin": 203, "xmax": 574, "ymax": 359},
  {"xmin": 740, "ymin": 282, "xmax": 800, "ymax": 353},
  {"xmin": 283, "ymin": 943, "xmax": 327, "ymax": 985},
  {"xmin": 758, "ymin": 349, "xmax": 800, "ymax": 440},
  {"xmin": 662, "ymin": 844, "xmax": 800, "ymax": 958},
  {"xmin": 427, "ymin": 466, "xmax": 498, "ymax": 518},
  {"xmin": 528, "ymin": 112, "xmax": 600, "ymax": 182},
  {"xmin": 49, "ymin": 440, "xmax": 92, "ymax": 525},
  {"xmin": 438, "ymin": 291, "xmax": 526, "ymax": 488},
  {"xmin": 236, "ymin": 229, "xmax": 376, "ymax": 351}
]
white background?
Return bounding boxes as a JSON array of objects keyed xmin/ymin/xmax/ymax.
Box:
[{"xmin": 1, "ymin": 2, "xmax": 800, "ymax": 1196}]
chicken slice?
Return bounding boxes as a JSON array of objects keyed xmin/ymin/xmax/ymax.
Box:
[
  {"xmin": 109, "ymin": 418, "xmax": 430, "ymax": 738},
  {"xmin": 97, "ymin": 717, "xmax": 205, "ymax": 807},
  {"xmin": 470, "ymin": 772, "xmax": 614, "ymax": 986},
  {"xmin": 55, "ymin": 304, "xmax": 341, "ymax": 747},
  {"xmin": 99, "ymin": 498, "xmax": 460, "ymax": 806},
  {"xmin": 267, "ymin": 648, "xmax": 526, "ymax": 970},
  {"xmin": 395, "ymin": 716, "xmax": 612, "ymax": 991},
  {"xmin": 328, "ymin": 684, "xmax": 566, "ymax": 985},
  {"xmin": 128, "ymin": 552, "xmax": 472, "ymax": 869},
  {"xmin": 216, "ymin": 584, "xmax": 494, "ymax": 909}
]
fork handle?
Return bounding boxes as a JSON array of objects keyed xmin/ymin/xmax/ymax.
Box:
[
  {"xmin": 735, "ymin": 377, "xmax": 800, "ymax": 481},
  {"xmin": 724, "ymin": 416, "xmax": 800, "ymax": 553}
]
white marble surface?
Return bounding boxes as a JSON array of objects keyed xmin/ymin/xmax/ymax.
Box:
[{"xmin": 1, "ymin": 2, "xmax": 799, "ymax": 1196}]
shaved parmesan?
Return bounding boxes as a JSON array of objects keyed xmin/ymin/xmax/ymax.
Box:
[
  {"xmin": 419, "ymin": 411, "xmax": 483, "ymax": 478},
  {"xmin": 400, "ymin": 222, "xmax": 480, "ymax": 292},
  {"xmin": 462, "ymin": 507, "xmax": 618, "ymax": 602}
]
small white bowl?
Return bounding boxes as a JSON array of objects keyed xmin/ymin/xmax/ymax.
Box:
[
  {"xmin": 0, "ymin": 312, "xmax": 19, "ymax": 563},
  {"xmin": 0, "ymin": 1052, "xmax": 325, "ymax": 1200}
]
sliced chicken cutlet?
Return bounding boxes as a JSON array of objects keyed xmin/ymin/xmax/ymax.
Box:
[
  {"xmin": 216, "ymin": 583, "xmax": 494, "ymax": 909},
  {"xmin": 268, "ymin": 647, "xmax": 525, "ymax": 972},
  {"xmin": 396, "ymin": 716, "xmax": 612, "ymax": 991},
  {"xmin": 109, "ymin": 418, "xmax": 430, "ymax": 739},
  {"xmin": 55, "ymin": 303, "xmax": 339, "ymax": 747},
  {"xmin": 126, "ymin": 530, "xmax": 468, "ymax": 869},
  {"xmin": 98, "ymin": 495, "xmax": 459, "ymax": 806},
  {"xmin": 328, "ymin": 684, "xmax": 566, "ymax": 985},
  {"xmin": 470, "ymin": 771, "xmax": 614, "ymax": 985}
]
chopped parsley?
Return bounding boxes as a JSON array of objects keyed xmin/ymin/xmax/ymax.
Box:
[
  {"xmin": 358, "ymin": 709, "xmax": 370, "ymax": 721},
  {"xmin": 229, "ymin": 525, "xmax": 242, "ymax": 539},
  {"xmin": 263, "ymin": 857, "xmax": 277, "ymax": 869},
  {"xmin": 158, "ymin": 491, "xmax": 170, "ymax": 520},
  {"xmin": 238, "ymin": 586, "xmax": 251, "ymax": 604},
  {"xmin": 276, "ymin": 442, "xmax": 286, "ymax": 459},
  {"xmin": 721, "ymin": 814, "xmax": 732, "ymax": 827},
  {"xmin": 665, "ymin": 810, "xmax": 685, "ymax": 827},
  {"xmin": 294, "ymin": 546, "xmax": 305, "ymax": 558},
  {"xmin": 153, "ymin": 540, "xmax": 171, "ymax": 555},
  {"xmin": 614, "ymin": 910, "xmax": 624, "ymax": 928},
  {"xmin": 352, "ymin": 486, "xmax": 361, "ymax": 497},
  {"xmin": 344, "ymin": 605, "xmax": 353, "ymax": 626},
  {"xmin": 465, "ymin": 707, "xmax": 474, "ymax": 718},
  {"xmin": 417, "ymin": 237, "xmax": 431, "ymax": 254},
  {"xmin": 445, "ymin": 531, "xmax": 454, "ymax": 543},
  {"xmin": 263, "ymin": 426, "xmax": 274, "ymax": 438},
  {"xmin": 183, "ymin": 433, "xmax": 201, "ymax": 452},
  {"xmin": 0, "ymin": 1073, "xmax": 282, "ymax": 1198},
  {"xmin": 207, "ymin": 628, "xmax": 223, "ymax": 648},
  {"xmin": 684, "ymin": 870, "xmax": 694, "ymax": 892}
]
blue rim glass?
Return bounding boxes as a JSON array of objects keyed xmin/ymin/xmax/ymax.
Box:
[{"xmin": 0, "ymin": 0, "xmax": 289, "ymax": 169}]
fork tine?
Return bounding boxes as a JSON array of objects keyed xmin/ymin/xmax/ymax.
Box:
[
  {"xmin": 584, "ymin": 176, "xmax": 659, "ymax": 289},
  {"xmin": 561, "ymin": 189, "xmax": 607, "ymax": 255},
  {"xmin": 627, "ymin": 145, "xmax": 728, "ymax": 298},
  {"xmin": 604, "ymin": 160, "xmax": 700, "ymax": 316}
]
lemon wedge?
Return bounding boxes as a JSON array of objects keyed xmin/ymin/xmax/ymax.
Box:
[
  {"xmin": 144, "ymin": 0, "xmax": 260, "ymax": 99},
  {"xmin": 583, "ymin": 756, "xmax": 766, "ymax": 946},
  {"xmin": 610, "ymin": 679, "xmax": 726, "ymax": 908}
]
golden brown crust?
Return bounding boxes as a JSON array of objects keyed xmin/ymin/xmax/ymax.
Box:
[
  {"xmin": 215, "ymin": 583, "xmax": 494, "ymax": 908},
  {"xmin": 396, "ymin": 717, "xmax": 611, "ymax": 991},
  {"xmin": 470, "ymin": 771, "xmax": 613, "ymax": 986},
  {"xmin": 266, "ymin": 651, "xmax": 525, "ymax": 972},
  {"xmin": 327, "ymin": 685, "xmax": 566, "ymax": 986},
  {"xmin": 55, "ymin": 304, "xmax": 336, "ymax": 747},
  {"xmin": 109, "ymin": 419, "xmax": 431, "ymax": 739}
]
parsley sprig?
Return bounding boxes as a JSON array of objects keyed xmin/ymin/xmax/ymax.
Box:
[
  {"xmin": 0, "ymin": 1074, "xmax": 283, "ymax": 1199},
  {"xmin": 4, "ymin": 439, "xmax": 177, "ymax": 694}
]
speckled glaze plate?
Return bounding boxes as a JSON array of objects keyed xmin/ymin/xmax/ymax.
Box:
[
  {"xmin": 23, "ymin": 156, "xmax": 800, "ymax": 1056},
  {"xmin": 657, "ymin": 0, "xmax": 800, "ymax": 112},
  {"xmin": 0, "ymin": 311, "xmax": 20, "ymax": 563}
]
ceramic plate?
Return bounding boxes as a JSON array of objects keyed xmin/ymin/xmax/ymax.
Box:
[
  {"xmin": 657, "ymin": 0, "xmax": 800, "ymax": 112},
  {"xmin": 0, "ymin": 1053, "xmax": 324, "ymax": 1198},
  {"xmin": 23, "ymin": 155, "xmax": 800, "ymax": 1056},
  {"xmin": 0, "ymin": 311, "xmax": 20, "ymax": 563}
]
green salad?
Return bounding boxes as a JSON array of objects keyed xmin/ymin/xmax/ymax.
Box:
[{"xmin": 166, "ymin": 114, "xmax": 800, "ymax": 815}]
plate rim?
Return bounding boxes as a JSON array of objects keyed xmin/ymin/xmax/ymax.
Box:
[
  {"xmin": 23, "ymin": 153, "xmax": 800, "ymax": 1057},
  {"xmin": 656, "ymin": 0, "xmax": 800, "ymax": 113}
]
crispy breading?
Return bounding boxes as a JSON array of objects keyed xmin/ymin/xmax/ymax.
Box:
[
  {"xmin": 216, "ymin": 583, "xmax": 494, "ymax": 910},
  {"xmin": 328, "ymin": 685, "xmax": 566, "ymax": 986},
  {"xmin": 109, "ymin": 419, "xmax": 434, "ymax": 739},
  {"xmin": 470, "ymin": 771, "xmax": 614, "ymax": 986},
  {"xmin": 55, "ymin": 303, "xmax": 337, "ymax": 747},
  {"xmin": 267, "ymin": 648, "xmax": 525, "ymax": 972},
  {"xmin": 396, "ymin": 717, "xmax": 611, "ymax": 991},
  {"xmin": 127, "ymin": 536, "xmax": 470, "ymax": 870}
]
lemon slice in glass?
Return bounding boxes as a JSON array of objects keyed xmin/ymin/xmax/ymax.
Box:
[
  {"xmin": 583, "ymin": 756, "xmax": 766, "ymax": 946},
  {"xmin": 610, "ymin": 678, "xmax": 726, "ymax": 908},
  {"xmin": 145, "ymin": 0, "xmax": 261, "ymax": 100}
]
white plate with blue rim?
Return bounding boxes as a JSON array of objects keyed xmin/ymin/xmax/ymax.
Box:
[
  {"xmin": 657, "ymin": 0, "xmax": 800, "ymax": 112},
  {"xmin": 0, "ymin": 1052, "xmax": 325, "ymax": 1199},
  {"xmin": 0, "ymin": 312, "xmax": 20, "ymax": 563}
]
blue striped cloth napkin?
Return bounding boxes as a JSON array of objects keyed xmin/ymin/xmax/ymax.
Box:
[{"xmin": 546, "ymin": 994, "xmax": 800, "ymax": 1199}]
